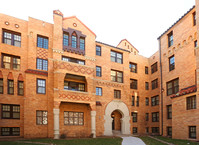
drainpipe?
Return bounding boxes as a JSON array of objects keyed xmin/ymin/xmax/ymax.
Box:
[{"xmin": 158, "ymin": 38, "xmax": 163, "ymax": 136}]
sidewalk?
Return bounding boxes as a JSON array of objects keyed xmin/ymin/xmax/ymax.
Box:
[{"xmin": 122, "ymin": 137, "xmax": 146, "ymax": 145}]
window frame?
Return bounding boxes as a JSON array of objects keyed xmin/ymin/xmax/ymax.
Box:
[
  {"xmin": 0, "ymin": 78, "xmax": 3, "ymax": 94},
  {"xmin": 167, "ymin": 105, "xmax": 172, "ymax": 119},
  {"xmin": 110, "ymin": 50, "xmax": 123, "ymax": 64},
  {"xmin": 152, "ymin": 112, "xmax": 159, "ymax": 122},
  {"xmin": 146, "ymin": 113, "xmax": 149, "ymax": 121},
  {"xmin": 96, "ymin": 87, "xmax": 102, "ymax": 96},
  {"xmin": 193, "ymin": 12, "xmax": 196, "ymax": 26},
  {"xmin": 166, "ymin": 78, "xmax": 179, "ymax": 96},
  {"xmin": 2, "ymin": 53, "xmax": 20, "ymax": 70},
  {"xmin": 7, "ymin": 79, "xmax": 14, "ymax": 95},
  {"xmin": 114, "ymin": 90, "xmax": 121, "ymax": 99},
  {"xmin": 145, "ymin": 82, "xmax": 149, "ymax": 90},
  {"xmin": 111, "ymin": 70, "xmax": 123, "ymax": 83},
  {"xmin": 36, "ymin": 110, "xmax": 48, "ymax": 125},
  {"xmin": 145, "ymin": 66, "xmax": 148, "ymax": 74},
  {"xmin": 63, "ymin": 32, "xmax": 69, "ymax": 46},
  {"xmin": 132, "ymin": 96, "xmax": 135, "ymax": 106},
  {"xmin": 37, "ymin": 35, "xmax": 49, "ymax": 49},
  {"xmin": 152, "ymin": 127, "xmax": 159, "ymax": 133},
  {"xmin": 18, "ymin": 81, "xmax": 24, "ymax": 96},
  {"xmin": 168, "ymin": 31, "xmax": 173, "ymax": 47},
  {"xmin": 151, "ymin": 95, "xmax": 159, "ymax": 106},
  {"xmin": 36, "ymin": 58, "xmax": 48, "ymax": 71},
  {"xmin": 145, "ymin": 97, "xmax": 149, "ymax": 106},
  {"xmin": 96, "ymin": 45, "xmax": 101, "ymax": 56},
  {"xmin": 2, "ymin": 29, "xmax": 21, "ymax": 47},
  {"xmin": 129, "ymin": 63, "xmax": 137, "ymax": 73},
  {"xmin": 169, "ymin": 55, "xmax": 175, "ymax": 71},
  {"xmin": 167, "ymin": 127, "xmax": 172, "ymax": 136},
  {"xmin": 37, "ymin": 79, "xmax": 46, "ymax": 94},
  {"xmin": 1, "ymin": 127, "xmax": 20, "ymax": 136},
  {"xmin": 132, "ymin": 112, "xmax": 137, "ymax": 122},
  {"xmin": 64, "ymin": 81, "xmax": 85, "ymax": 92},
  {"xmin": 79, "ymin": 37, "xmax": 85, "ymax": 50},
  {"xmin": 1, "ymin": 104, "xmax": 20, "ymax": 119},
  {"xmin": 194, "ymin": 40, "xmax": 197, "ymax": 48},
  {"xmin": 133, "ymin": 127, "xmax": 138, "ymax": 134},
  {"xmin": 96, "ymin": 66, "xmax": 102, "ymax": 77},
  {"xmin": 62, "ymin": 56, "xmax": 85, "ymax": 65},
  {"xmin": 151, "ymin": 62, "xmax": 158, "ymax": 74},
  {"xmin": 152, "ymin": 79, "xmax": 158, "ymax": 90},
  {"xmin": 189, "ymin": 126, "xmax": 196, "ymax": 139},
  {"xmin": 64, "ymin": 111, "xmax": 84, "ymax": 126},
  {"xmin": 136, "ymin": 96, "xmax": 139, "ymax": 107},
  {"xmin": 130, "ymin": 79, "xmax": 138, "ymax": 90},
  {"xmin": 187, "ymin": 95, "xmax": 196, "ymax": 110}
]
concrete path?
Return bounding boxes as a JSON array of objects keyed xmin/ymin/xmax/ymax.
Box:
[{"xmin": 122, "ymin": 137, "xmax": 146, "ymax": 145}]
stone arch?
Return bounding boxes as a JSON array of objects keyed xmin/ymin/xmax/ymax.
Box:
[{"xmin": 104, "ymin": 100, "xmax": 131, "ymax": 135}]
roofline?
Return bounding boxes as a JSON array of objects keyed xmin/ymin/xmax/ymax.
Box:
[
  {"xmin": 96, "ymin": 41, "xmax": 130, "ymax": 53},
  {"xmin": 63, "ymin": 16, "xmax": 96, "ymax": 38},
  {"xmin": 117, "ymin": 39, "xmax": 139, "ymax": 53},
  {"xmin": 157, "ymin": 5, "xmax": 195, "ymax": 39}
]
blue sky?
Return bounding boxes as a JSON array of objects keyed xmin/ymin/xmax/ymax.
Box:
[{"xmin": 0, "ymin": 0, "xmax": 195, "ymax": 57}]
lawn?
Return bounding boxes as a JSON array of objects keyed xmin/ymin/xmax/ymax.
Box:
[
  {"xmin": 155, "ymin": 136, "xmax": 199, "ymax": 145},
  {"xmin": 0, "ymin": 137, "xmax": 123, "ymax": 145},
  {"xmin": 139, "ymin": 136, "xmax": 167, "ymax": 145}
]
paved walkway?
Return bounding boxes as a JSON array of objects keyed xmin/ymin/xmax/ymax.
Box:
[{"xmin": 122, "ymin": 137, "xmax": 146, "ymax": 145}]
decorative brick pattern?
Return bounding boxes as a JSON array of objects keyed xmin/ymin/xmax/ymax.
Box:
[
  {"xmin": 59, "ymin": 93, "xmax": 91, "ymax": 101},
  {"xmin": 96, "ymin": 80, "xmax": 124, "ymax": 88},
  {"xmin": 37, "ymin": 47, "xmax": 48, "ymax": 59}
]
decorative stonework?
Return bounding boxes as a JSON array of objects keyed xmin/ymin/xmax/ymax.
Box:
[
  {"xmin": 37, "ymin": 47, "xmax": 48, "ymax": 59},
  {"xmin": 54, "ymin": 61, "xmax": 94, "ymax": 75},
  {"xmin": 59, "ymin": 93, "xmax": 91, "ymax": 101},
  {"xmin": 85, "ymin": 56, "xmax": 96, "ymax": 61},
  {"xmin": 96, "ymin": 80, "xmax": 124, "ymax": 88},
  {"xmin": 52, "ymin": 48, "xmax": 64, "ymax": 54}
]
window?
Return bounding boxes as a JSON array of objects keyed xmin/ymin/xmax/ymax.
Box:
[
  {"xmin": 2, "ymin": 104, "xmax": 20, "ymax": 119},
  {"xmin": 145, "ymin": 66, "xmax": 148, "ymax": 74},
  {"xmin": 111, "ymin": 51, "xmax": 123, "ymax": 64},
  {"xmin": 167, "ymin": 78, "xmax": 179, "ymax": 96},
  {"xmin": 71, "ymin": 33, "xmax": 77, "ymax": 48},
  {"xmin": 152, "ymin": 112, "xmax": 159, "ymax": 122},
  {"xmin": 151, "ymin": 62, "xmax": 157, "ymax": 74},
  {"xmin": 152, "ymin": 127, "xmax": 159, "ymax": 133},
  {"xmin": 80, "ymin": 37, "xmax": 85, "ymax": 50},
  {"xmin": 0, "ymin": 79, "xmax": 3, "ymax": 94},
  {"xmin": 96, "ymin": 66, "xmax": 102, "ymax": 77},
  {"xmin": 96, "ymin": 87, "xmax": 102, "ymax": 96},
  {"xmin": 37, "ymin": 35, "xmax": 48, "ymax": 49},
  {"xmin": 1, "ymin": 127, "xmax": 20, "ymax": 136},
  {"xmin": 132, "ymin": 96, "xmax": 135, "ymax": 106},
  {"xmin": 189, "ymin": 126, "xmax": 196, "ymax": 139},
  {"xmin": 37, "ymin": 58, "xmax": 48, "ymax": 71},
  {"xmin": 114, "ymin": 90, "xmax": 121, "ymax": 99},
  {"xmin": 146, "ymin": 113, "xmax": 149, "ymax": 121},
  {"xmin": 133, "ymin": 127, "xmax": 137, "ymax": 134},
  {"xmin": 167, "ymin": 105, "xmax": 172, "ymax": 119},
  {"xmin": 145, "ymin": 97, "xmax": 149, "ymax": 106},
  {"xmin": 36, "ymin": 110, "xmax": 48, "ymax": 125},
  {"xmin": 168, "ymin": 31, "xmax": 173, "ymax": 47},
  {"xmin": 8, "ymin": 80, "xmax": 14, "ymax": 95},
  {"xmin": 18, "ymin": 81, "xmax": 24, "ymax": 96},
  {"xmin": 145, "ymin": 82, "xmax": 149, "ymax": 90},
  {"xmin": 152, "ymin": 79, "xmax": 158, "ymax": 90},
  {"xmin": 62, "ymin": 56, "xmax": 85, "ymax": 65},
  {"xmin": 167, "ymin": 127, "xmax": 172, "ymax": 136},
  {"xmin": 146, "ymin": 127, "xmax": 149, "ymax": 133},
  {"xmin": 132, "ymin": 112, "xmax": 137, "ymax": 122},
  {"xmin": 136, "ymin": 96, "xmax": 139, "ymax": 107},
  {"xmin": 3, "ymin": 29, "xmax": 21, "ymax": 47},
  {"xmin": 193, "ymin": 12, "xmax": 196, "ymax": 26},
  {"xmin": 64, "ymin": 81, "xmax": 85, "ymax": 92},
  {"xmin": 187, "ymin": 95, "xmax": 196, "ymax": 110},
  {"xmin": 151, "ymin": 95, "xmax": 159, "ymax": 106},
  {"xmin": 111, "ymin": 70, "xmax": 123, "ymax": 83},
  {"xmin": 194, "ymin": 40, "xmax": 197, "ymax": 48},
  {"xmin": 2, "ymin": 54, "xmax": 20, "ymax": 70},
  {"xmin": 130, "ymin": 79, "xmax": 137, "ymax": 89},
  {"xmin": 129, "ymin": 63, "xmax": 137, "ymax": 73},
  {"xmin": 96, "ymin": 45, "xmax": 101, "ymax": 56},
  {"xmin": 64, "ymin": 111, "xmax": 84, "ymax": 125},
  {"xmin": 169, "ymin": 55, "xmax": 175, "ymax": 71},
  {"xmin": 63, "ymin": 32, "xmax": 69, "ymax": 46},
  {"xmin": 37, "ymin": 79, "xmax": 46, "ymax": 94}
]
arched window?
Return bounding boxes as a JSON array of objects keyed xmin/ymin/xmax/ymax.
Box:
[
  {"xmin": 71, "ymin": 32, "xmax": 77, "ymax": 48},
  {"xmin": 80, "ymin": 37, "xmax": 85, "ymax": 50},
  {"xmin": 63, "ymin": 32, "xmax": 69, "ymax": 46}
]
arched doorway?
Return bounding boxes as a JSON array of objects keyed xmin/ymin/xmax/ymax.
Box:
[
  {"xmin": 111, "ymin": 110, "xmax": 122, "ymax": 134},
  {"xmin": 104, "ymin": 100, "xmax": 131, "ymax": 136}
]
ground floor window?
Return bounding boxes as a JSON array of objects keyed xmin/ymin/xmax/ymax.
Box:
[
  {"xmin": 146, "ymin": 127, "xmax": 149, "ymax": 133},
  {"xmin": 133, "ymin": 127, "xmax": 137, "ymax": 134},
  {"xmin": 36, "ymin": 110, "xmax": 48, "ymax": 125},
  {"xmin": 64, "ymin": 111, "xmax": 84, "ymax": 125},
  {"xmin": 189, "ymin": 126, "xmax": 196, "ymax": 139},
  {"xmin": 167, "ymin": 126, "xmax": 172, "ymax": 136},
  {"xmin": 152, "ymin": 127, "xmax": 159, "ymax": 133},
  {"xmin": 1, "ymin": 127, "xmax": 20, "ymax": 136}
]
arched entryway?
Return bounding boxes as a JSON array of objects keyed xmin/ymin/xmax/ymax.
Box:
[
  {"xmin": 104, "ymin": 100, "xmax": 131, "ymax": 136},
  {"xmin": 111, "ymin": 110, "xmax": 122, "ymax": 134}
]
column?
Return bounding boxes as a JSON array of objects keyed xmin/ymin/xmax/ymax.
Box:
[
  {"xmin": 91, "ymin": 111, "xmax": 96, "ymax": 138},
  {"xmin": 53, "ymin": 108, "xmax": 60, "ymax": 139}
]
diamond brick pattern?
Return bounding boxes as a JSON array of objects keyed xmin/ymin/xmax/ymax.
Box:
[
  {"xmin": 59, "ymin": 93, "xmax": 91, "ymax": 101},
  {"xmin": 37, "ymin": 47, "xmax": 48, "ymax": 59}
]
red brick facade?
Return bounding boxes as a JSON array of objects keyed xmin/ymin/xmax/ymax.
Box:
[{"xmin": 0, "ymin": 2, "xmax": 198, "ymax": 140}]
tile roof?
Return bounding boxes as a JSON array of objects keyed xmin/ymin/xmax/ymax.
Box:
[{"xmin": 170, "ymin": 85, "xmax": 197, "ymax": 99}]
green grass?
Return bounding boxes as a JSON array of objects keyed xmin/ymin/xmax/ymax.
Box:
[
  {"xmin": 0, "ymin": 137, "xmax": 123, "ymax": 145},
  {"xmin": 154, "ymin": 136, "xmax": 199, "ymax": 145},
  {"xmin": 139, "ymin": 136, "xmax": 167, "ymax": 145}
]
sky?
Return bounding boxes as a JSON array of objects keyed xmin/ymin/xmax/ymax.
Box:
[{"xmin": 0, "ymin": 0, "xmax": 195, "ymax": 57}]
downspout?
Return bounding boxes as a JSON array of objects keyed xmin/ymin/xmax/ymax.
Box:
[{"xmin": 158, "ymin": 38, "xmax": 163, "ymax": 136}]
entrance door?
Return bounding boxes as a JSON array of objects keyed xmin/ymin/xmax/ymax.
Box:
[
  {"xmin": 112, "ymin": 117, "xmax": 115, "ymax": 130},
  {"xmin": 111, "ymin": 110, "xmax": 122, "ymax": 131}
]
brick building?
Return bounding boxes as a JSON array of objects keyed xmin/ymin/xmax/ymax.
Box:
[{"xmin": 0, "ymin": 1, "xmax": 199, "ymax": 140}]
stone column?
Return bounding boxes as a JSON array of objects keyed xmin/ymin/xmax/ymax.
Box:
[
  {"xmin": 104, "ymin": 115, "xmax": 113, "ymax": 136},
  {"xmin": 53, "ymin": 108, "xmax": 60, "ymax": 139},
  {"xmin": 91, "ymin": 111, "xmax": 96, "ymax": 138}
]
